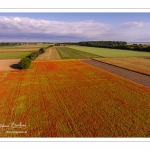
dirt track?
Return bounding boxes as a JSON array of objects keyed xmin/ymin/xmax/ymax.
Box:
[
  {"xmin": 0, "ymin": 59, "xmax": 21, "ymax": 71},
  {"xmin": 81, "ymin": 59, "xmax": 150, "ymax": 88},
  {"xmin": 35, "ymin": 47, "xmax": 60, "ymax": 60}
]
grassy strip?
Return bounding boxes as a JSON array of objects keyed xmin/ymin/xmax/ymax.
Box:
[
  {"xmin": 56, "ymin": 47, "xmax": 103, "ymax": 59},
  {"xmin": 0, "ymin": 44, "xmax": 50, "ymax": 50},
  {"xmin": 68, "ymin": 46, "xmax": 150, "ymax": 57},
  {"xmin": 0, "ymin": 52, "xmax": 32, "ymax": 60}
]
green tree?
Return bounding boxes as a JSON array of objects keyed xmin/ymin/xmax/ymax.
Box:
[
  {"xmin": 19, "ymin": 57, "xmax": 31, "ymax": 69},
  {"xmin": 39, "ymin": 48, "xmax": 45, "ymax": 54}
]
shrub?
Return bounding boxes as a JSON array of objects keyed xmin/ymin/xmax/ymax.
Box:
[
  {"xmin": 46, "ymin": 45, "xmax": 53, "ymax": 49},
  {"xmin": 19, "ymin": 57, "xmax": 31, "ymax": 69},
  {"xmin": 30, "ymin": 52, "xmax": 39, "ymax": 60},
  {"xmin": 39, "ymin": 48, "xmax": 45, "ymax": 54}
]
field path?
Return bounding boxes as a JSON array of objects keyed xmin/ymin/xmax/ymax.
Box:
[
  {"xmin": 0, "ymin": 59, "xmax": 21, "ymax": 71},
  {"xmin": 35, "ymin": 47, "xmax": 60, "ymax": 60},
  {"xmin": 81, "ymin": 59, "xmax": 150, "ymax": 88}
]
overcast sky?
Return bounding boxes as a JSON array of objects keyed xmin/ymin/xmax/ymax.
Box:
[{"xmin": 0, "ymin": 13, "xmax": 150, "ymax": 42}]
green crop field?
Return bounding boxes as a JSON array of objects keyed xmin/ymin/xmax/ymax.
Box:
[
  {"xmin": 0, "ymin": 52, "xmax": 32, "ymax": 59},
  {"xmin": 0, "ymin": 44, "xmax": 51, "ymax": 60},
  {"xmin": 0, "ymin": 44, "xmax": 50, "ymax": 50},
  {"xmin": 56, "ymin": 47, "xmax": 101, "ymax": 59},
  {"xmin": 68, "ymin": 46, "xmax": 150, "ymax": 57}
]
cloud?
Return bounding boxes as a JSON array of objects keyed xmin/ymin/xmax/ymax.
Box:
[
  {"xmin": 0, "ymin": 16, "xmax": 112, "ymax": 41},
  {"xmin": 120, "ymin": 21, "xmax": 150, "ymax": 28},
  {"xmin": 0, "ymin": 16, "xmax": 150, "ymax": 42}
]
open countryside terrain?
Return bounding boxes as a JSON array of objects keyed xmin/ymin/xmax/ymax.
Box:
[
  {"xmin": 0, "ymin": 44, "xmax": 150, "ymax": 137},
  {"xmin": 0, "ymin": 60, "xmax": 150, "ymax": 137},
  {"xmin": 56, "ymin": 46, "xmax": 100, "ymax": 59},
  {"xmin": 36, "ymin": 46, "xmax": 60, "ymax": 60},
  {"xmin": 0, "ymin": 44, "xmax": 50, "ymax": 50},
  {"xmin": 93, "ymin": 57, "xmax": 150, "ymax": 76},
  {"xmin": 0, "ymin": 44, "xmax": 50, "ymax": 60},
  {"xmin": 0, "ymin": 59, "xmax": 21, "ymax": 71},
  {"xmin": 0, "ymin": 52, "xmax": 32, "ymax": 60},
  {"xmin": 68, "ymin": 45, "xmax": 150, "ymax": 57},
  {"xmin": 82, "ymin": 59, "xmax": 150, "ymax": 88}
]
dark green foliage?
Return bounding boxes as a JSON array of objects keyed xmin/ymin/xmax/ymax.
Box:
[
  {"xmin": 27, "ymin": 46, "xmax": 52, "ymax": 60},
  {"xmin": 55, "ymin": 43, "xmax": 60, "ymax": 46},
  {"xmin": 39, "ymin": 48, "xmax": 45, "ymax": 54},
  {"xmin": 19, "ymin": 57, "xmax": 31, "ymax": 69},
  {"xmin": 30, "ymin": 52, "xmax": 39, "ymax": 60},
  {"xmin": 60, "ymin": 42, "xmax": 79, "ymax": 45},
  {"xmin": 79, "ymin": 41, "xmax": 127, "ymax": 48},
  {"xmin": 79, "ymin": 41, "xmax": 150, "ymax": 52},
  {"xmin": 46, "ymin": 45, "xmax": 53, "ymax": 49}
]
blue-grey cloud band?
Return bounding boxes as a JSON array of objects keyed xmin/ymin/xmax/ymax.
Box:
[{"xmin": 0, "ymin": 16, "xmax": 150, "ymax": 42}]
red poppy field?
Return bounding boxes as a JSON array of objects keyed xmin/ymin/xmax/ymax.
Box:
[{"xmin": 0, "ymin": 60, "xmax": 150, "ymax": 137}]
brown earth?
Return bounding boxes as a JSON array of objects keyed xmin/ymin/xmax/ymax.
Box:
[
  {"xmin": 35, "ymin": 47, "xmax": 60, "ymax": 60},
  {"xmin": 0, "ymin": 59, "xmax": 21, "ymax": 71},
  {"xmin": 81, "ymin": 59, "xmax": 150, "ymax": 88}
]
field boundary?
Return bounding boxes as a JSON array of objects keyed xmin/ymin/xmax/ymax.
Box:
[
  {"xmin": 0, "ymin": 59, "xmax": 21, "ymax": 71},
  {"xmin": 69, "ymin": 47, "xmax": 104, "ymax": 58},
  {"xmin": 68, "ymin": 45, "xmax": 150, "ymax": 57},
  {"xmin": 56, "ymin": 46, "xmax": 103, "ymax": 59},
  {"xmin": 81, "ymin": 59, "xmax": 150, "ymax": 88},
  {"xmin": 92, "ymin": 58, "xmax": 150, "ymax": 77}
]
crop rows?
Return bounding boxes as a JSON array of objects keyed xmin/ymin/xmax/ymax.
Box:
[
  {"xmin": 68, "ymin": 46, "xmax": 150, "ymax": 57},
  {"xmin": 0, "ymin": 60, "xmax": 150, "ymax": 137},
  {"xmin": 56, "ymin": 47, "xmax": 100, "ymax": 59}
]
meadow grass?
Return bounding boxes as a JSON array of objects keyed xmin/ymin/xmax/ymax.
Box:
[
  {"xmin": 0, "ymin": 44, "xmax": 50, "ymax": 50},
  {"xmin": 0, "ymin": 52, "xmax": 32, "ymax": 59},
  {"xmin": 56, "ymin": 47, "xmax": 101, "ymax": 59},
  {"xmin": 68, "ymin": 46, "xmax": 150, "ymax": 57}
]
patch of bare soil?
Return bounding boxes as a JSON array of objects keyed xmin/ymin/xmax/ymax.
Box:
[
  {"xmin": 0, "ymin": 59, "xmax": 21, "ymax": 71},
  {"xmin": 144, "ymin": 57, "xmax": 150, "ymax": 59},
  {"xmin": 49, "ymin": 47, "xmax": 61, "ymax": 60},
  {"xmin": 81, "ymin": 59, "xmax": 150, "ymax": 88},
  {"xmin": 35, "ymin": 47, "xmax": 60, "ymax": 60}
]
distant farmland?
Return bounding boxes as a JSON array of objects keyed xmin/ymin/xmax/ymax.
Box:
[
  {"xmin": 56, "ymin": 47, "xmax": 101, "ymax": 59},
  {"xmin": 0, "ymin": 44, "xmax": 50, "ymax": 59},
  {"xmin": 68, "ymin": 45, "xmax": 150, "ymax": 57},
  {"xmin": 0, "ymin": 52, "xmax": 32, "ymax": 60},
  {"xmin": 0, "ymin": 60, "xmax": 150, "ymax": 137},
  {"xmin": 0, "ymin": 44, "xmax": 50, "ymax": 50}
]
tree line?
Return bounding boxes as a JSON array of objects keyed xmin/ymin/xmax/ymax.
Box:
[
  {"xmin": 78, "ymin": 41, "xmax": 150, "ymax": 52},
  {"xmin": 19, "ymin": 45, "xmax": 53, "ymax": 69},
  {"xmin": 0, "ymin": 42, "xmax": 52, "ymax": 46}
]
